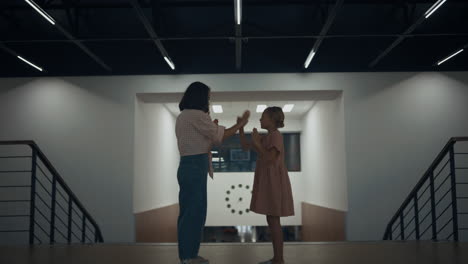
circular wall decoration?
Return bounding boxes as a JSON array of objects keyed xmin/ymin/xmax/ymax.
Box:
[{"xmin": 225, "ymin": 184, "xmax": 252, "ymax": 215}]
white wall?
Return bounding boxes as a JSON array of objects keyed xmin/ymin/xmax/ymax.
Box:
[
  {"xmin": 301, "ymin": 97, "xmax": 347, "ymax": 212},
  {"xmin": 133, "ymin": 101, "xmax": 179, "ymax": 213},
  {"xmin": 0, "ymin": 78, "xmax": 134, "ymax": 243},
  {"xmin": 1, "ymin": 72, "xmax": 468, "ymax": 242},
  {"xmin": 206, "ymin": 172, "xmax": 302, "ymax": 226},
  {"xmin": 133, "ymin": 101, "xmax": 302, "ymax": 226}
]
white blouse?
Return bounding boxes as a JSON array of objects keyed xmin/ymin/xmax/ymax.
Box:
[{"xmin": 175, "ymin": 109, "xmax": 225, "ymax": 178}]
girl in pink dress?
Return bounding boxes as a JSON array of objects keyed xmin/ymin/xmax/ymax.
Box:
[{"xmin": 239, "ymin": 107, "xmax": 295, "ymax": 264}]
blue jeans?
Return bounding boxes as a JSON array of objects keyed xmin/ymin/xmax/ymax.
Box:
[{"xmin": 177, "ymin": 153, "xmax": 208, "ymax": 260}]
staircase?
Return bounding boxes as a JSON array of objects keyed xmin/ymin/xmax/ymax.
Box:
[
  {"xmin": 383, "ymin": 137, "xmax": 468, "ymax": 242},
  {"xmin": 0, "ymin": 141, "xmax": 103, "ymax": 245}
]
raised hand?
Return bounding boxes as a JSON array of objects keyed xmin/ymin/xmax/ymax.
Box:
[{"xmin": 252, "ymin": 128, "xmax": 261, "ymax": 144}]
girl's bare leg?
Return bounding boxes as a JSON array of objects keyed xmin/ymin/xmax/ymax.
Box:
[{"xmin": 267, "ymin": 215, "xmax": 284, "ymax": 264}]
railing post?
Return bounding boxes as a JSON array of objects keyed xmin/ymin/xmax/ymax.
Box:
[
  {"xmin": 414, "ymin": 196, "xmax": 420, "ymax": 240},
  {"xmin": 82, "ymin": 214, "xmax": 86, "ymax": 243},
  {"xmin": 449, "ymin": 145, "xmax": 459, "ymax": 242},
  {"xmin": 50, "ymin": 176, "xmax": 57, "ymax": 244},
  {"xmin": 400, "ymin": 213, "xmax": 405, "ymax": 240},
  {"xmin": 29, "ymin": 148, "xmax": 38, "ymax": 245},
  {"xmin": 429, "ymin": 171, "xmax": 438, "ymax": 241},
  {"xmin": 67, "ymin": 197, "xmax": 72, "ymax": 244},
  {"xmin": 95, "ymin": 227, "xmax": 99, "ymax": 243}
]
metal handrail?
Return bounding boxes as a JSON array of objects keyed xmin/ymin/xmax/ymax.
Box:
[
  {"xmin": 383, "ymin": 137, "xmax": 468, "ymax": 241},
  {"xmin": 0, "ymin": 140, "xmax": 104, "ymax": 243}
]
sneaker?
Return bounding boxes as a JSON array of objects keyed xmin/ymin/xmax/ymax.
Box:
[
  {"xmin": 258, "ymin": 260, "xmax": 284, "ymax": 264},
  {"xmin": 180, "ymin": 256, "xmax": 210, "ymax": 264}
]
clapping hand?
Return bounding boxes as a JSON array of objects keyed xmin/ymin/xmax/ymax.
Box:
[
  {"xmin": 236, "ymin": 110, "xmax": 250, "ymax": 127},
  {"xmin": 252, "ymin": 128, "xmax": 261, "ymax": 144}
]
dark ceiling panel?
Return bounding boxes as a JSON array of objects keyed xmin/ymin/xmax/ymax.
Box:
[{"xmin": 0, "ymin": 0, "xmax": 467, "ymax": 77}]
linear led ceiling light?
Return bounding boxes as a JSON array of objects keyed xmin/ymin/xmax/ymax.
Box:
[
  {"xmin": 25, "ymin": 0, "xmax": 56, "ymax": 25},
  {"xmin": 424, "ymin": 0, "xmax": 447, "ymax": 19},
  {"xmin": 437, "ymin": 49, "xmax": 464, "ymax": 65}
]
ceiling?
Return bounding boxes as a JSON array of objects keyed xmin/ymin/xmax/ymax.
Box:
[
  {"xmin": 164, "ymin": 100, "xmax": 316, "ymax": 119},
  {"xmin": 1, "ymin": 0, "xmax": 467, "ymax": 77}
]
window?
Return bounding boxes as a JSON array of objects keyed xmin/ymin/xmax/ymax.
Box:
[{"xmin": 211, "ymin": 133, "xmax": 301, "ymax": 172}]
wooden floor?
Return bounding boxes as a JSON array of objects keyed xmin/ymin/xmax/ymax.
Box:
[{"xmin": 1, "ymin": 241, "xmax": 467, "ymax": 264}]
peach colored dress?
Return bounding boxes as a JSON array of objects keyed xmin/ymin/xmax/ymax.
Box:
[{"xmin": 250, "ymin": 130, "xmax": 295, "ymax": 217}]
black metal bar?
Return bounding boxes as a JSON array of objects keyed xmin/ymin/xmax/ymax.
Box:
[
  {"xmin": 34, "ymin": 234, "xmax": 42, "ymax": 244},
  {"xmin": 418, "ymin": 197, "xmax": 431, "ymax": 213},
  {"xmin": 82, "ymin": 214, "xmax": 86, "ymax": 243},
  {"xmin": 456, "ymin": 167, "xmax": 468, "ymax": 170},
  {"xmin": 435, "ymin": 203, "xmax": 452, "ymax": 222},
  {"xmin": 0, "ymin": 230, "xmax": 29, "ymax": 232},
  {"xmin": 449, "ymin": 146, "xmax": 459, "ymax": 242},
  {"xmin": 429, "ymin": 171, "xmax": 437, "ymax": 241},
  {"xmin": 434, "ymin": 159, "xmax": 450, "ymax": 180},
  {"xmin": 54, "ymin": 226, "xmax": 68, "ymax": 241},
  {"xmin": 35, "ymin": 193, "xmax": 52, "ymax": 211},
  {"xmin": 34, "ymin": 220, "xmax": 49, "ymax": 236},
  {"xmin": 0, "ymin": 156, "xmax": 32, "ymax": 159},
  {"xmin": 383, "ymin": 139, "xmax": 467, "ymax": 233},
  {"xmin": 419, "ymin": 210, "xmax": 432, "ymax": 227},
  {"xmin": 36, "ymin": 178, "xmax": 53, "ymax": 197},
  {"xmin": 446, "ymin": 232, "xmax": 454, "ymax": 240},
  {"xmin": 37, "ymin": 164, "xmax": 53, "ymax": 184},
  {"xmin": 50, "ymin": 176, "xmax": 57, "ymax": 244},
  {"xmin": 435, "ymin": 188, "xmax": 453, "ymax": 207},
  {"xmin": 437, "ymin": 218, "xmax": 453, "ymax": 235},
  {"xmin": 434, "ymin": 173, "xmax": 451, "ymax": 194},
  {"xmin": 35, "ymin": 207, "xmax": 51, "ymax": 224},
  {"xmin": 400, "ymin": 213, "xmax": 405, "ymax": 240},
  {"xmin": 420, "ymin": 221, "xmax": 433, "ymax": 238},
  {"xmin": 0, "ymin": 200, "xmax": 30, "ymax": 202},
  {"xmin": 414, "ymin": 196, "xmax": 420, "ymax": 240},
  {"xmin": 0, "ymin": 171, "xmax": 31, "ymax": 173},
  {"xmin": 403, "ymin": 203, "xmax": 416, "ymax": 219},
  {"xmin": 417, "ymin": 182, "xmax": 431, "ymax": 200},
  {"xmin": 0, "ymin": 215, "xmax": 30, "ymax": 217},
  {"xmin": 457, "ymin": 182, "xmax": 468, "ymax": 185},
  {"xmin": 67, "ymin": 197, "xmax": 72, "ymax": 244},
  {"xmin": 0, "ymin": 185, "xmax": 31, "ymax": 188},
  {"xmin": 29, "ymin": 148, "xmax": 37, "ymax": 245},
  {"xmin": 71, "ymin": 230, "xmax": 81, "ymax": 241}
]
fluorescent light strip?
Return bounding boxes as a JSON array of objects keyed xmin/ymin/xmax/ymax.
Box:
[
  {"xmin": 424, "ymin": 0, "xmax": 447, "ymax": 19},
  {"xmin": 164, "ymin": 56, "xmax": 175, "ymax": 70},
  {"xmin": 235, "ymin": 0, "xmax": 241, "ymax": 25},
  {"xmin": 283, "ymin": 104, "xmax": 294, "ymax": 113},
  {"xmin": 437, "ymin": 49, "xmax": 464, "ymax": 65},
  {"xmin": 256, "ymin": 105, "xmax": 267, "ymax": 113},
  {"xmin": 304, "ymin": 50, "xmax": 316, "ymax": 69},
  {"xmin": 25, "ymin": 0, "xmax": 56, "ymax": 25},
  {"xmin": 17, "ymin": 56, "xmax": 43, "ymax": 72},
  {"xmin": 212, "ymin": 105, "xmax": 223, "ymax": 113}
]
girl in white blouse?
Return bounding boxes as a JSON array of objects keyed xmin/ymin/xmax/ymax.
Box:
[{"xmin": 175, "ymin": 82, "xmax": 249, "ymax": 264}]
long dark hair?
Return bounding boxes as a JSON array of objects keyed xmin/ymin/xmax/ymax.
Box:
[{"xmin": 179, "ymin": 82, "xmax": 210, "ymax": 113}]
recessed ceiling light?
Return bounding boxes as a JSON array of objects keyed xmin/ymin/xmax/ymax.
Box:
[
  {"xmin": 212, "ymin": 105, "xmax": 223, "ymax": 113},
  {"xmin": 283, "ymin": 104, "xmax": 294, "ymax": 112},
  {"xmin": 256, "ymin": 105, "xmax": 267, "ymax": 113}
]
